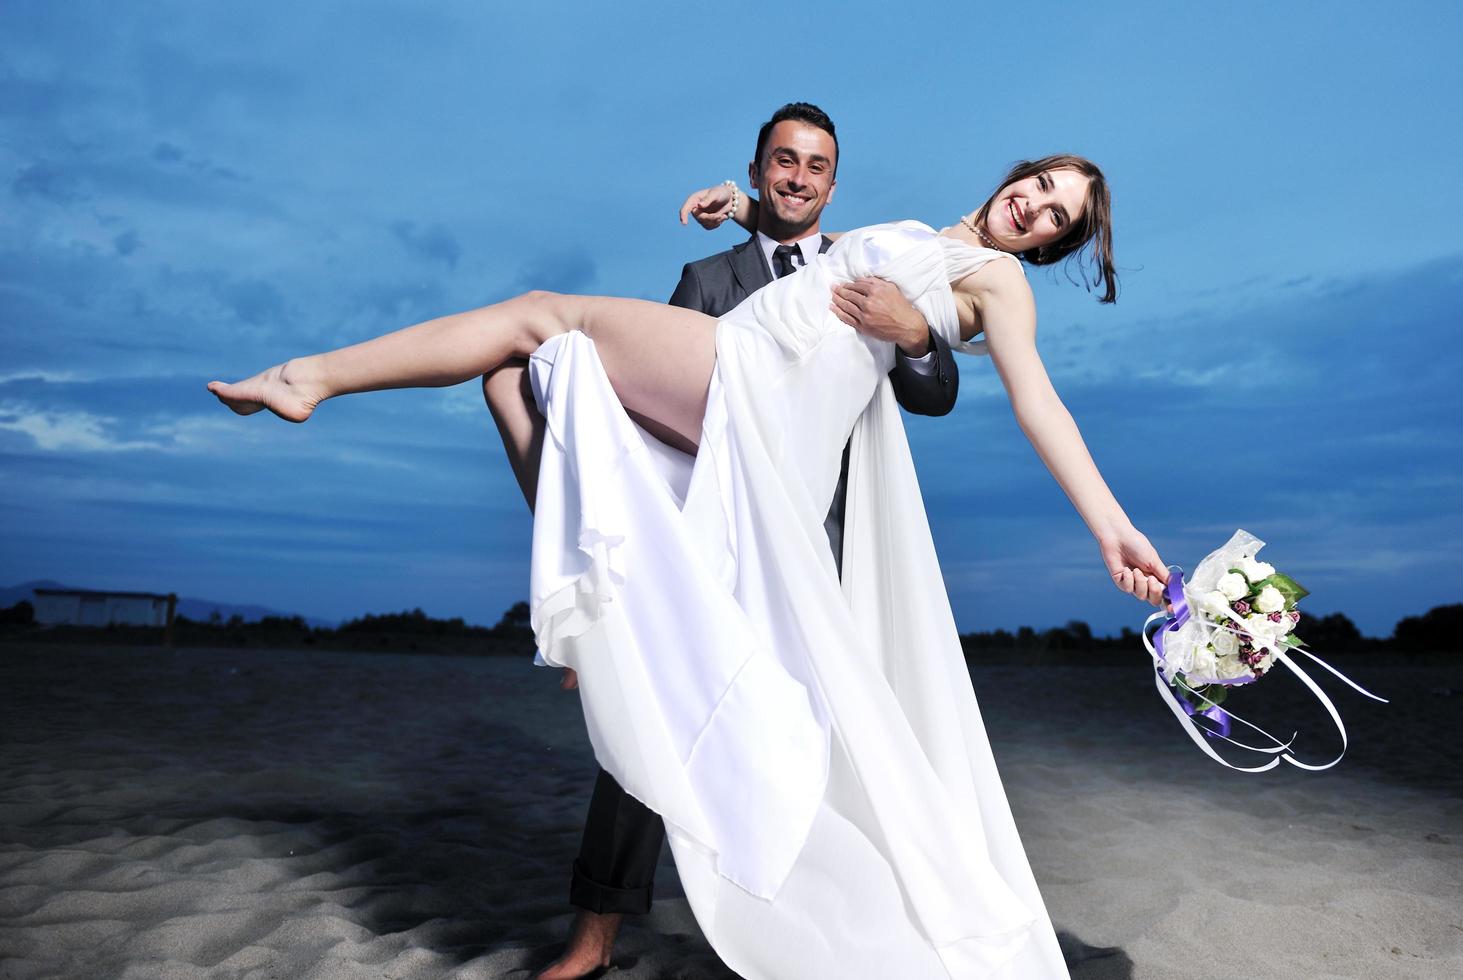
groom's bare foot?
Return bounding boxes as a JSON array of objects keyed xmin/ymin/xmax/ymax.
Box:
[
  {"xmin": 207, "ymin": 359, "xmax": 327, "ymax": 423},
  {"xmin": 531, "ymin": 910, "xmax": 622, "ymax": 979}
]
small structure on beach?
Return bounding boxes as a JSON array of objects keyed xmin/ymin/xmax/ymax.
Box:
[{"xmin": 33, "ymin": 588, "xmax": 178, "ymax": 636}]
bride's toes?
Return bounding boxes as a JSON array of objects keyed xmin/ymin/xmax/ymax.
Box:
[{"xmin": 207, "ymin": 380, "xmax": 267, "ymax": 416}]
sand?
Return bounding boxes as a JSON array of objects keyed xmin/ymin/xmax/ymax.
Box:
[{"xmin": 1, "ymin": 644, "xmax": 1458, "ymax": 979}]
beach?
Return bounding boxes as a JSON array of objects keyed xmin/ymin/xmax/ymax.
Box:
[{"xmin": 1, "ymin": 644, "xmax": 1458, "ymax": 979}]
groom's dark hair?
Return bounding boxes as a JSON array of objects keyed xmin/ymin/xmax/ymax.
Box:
[{"xmin": 753, "ymin": 102, "xmax": 838, "ymax": 176}]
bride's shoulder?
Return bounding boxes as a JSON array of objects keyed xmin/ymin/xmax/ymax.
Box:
[{"xmin": 953, "ymin": 252, "xmax": 1033, "ymax": 308}]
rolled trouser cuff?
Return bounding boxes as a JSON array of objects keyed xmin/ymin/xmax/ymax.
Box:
[{"xmin": 569, "ymin": 857, "xmax": 654, "ymax": 915}]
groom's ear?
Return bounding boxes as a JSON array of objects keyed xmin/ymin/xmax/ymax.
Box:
[
  {"xmin": 748, "ymin": 159, "xmax": 761, "ymax": 191},
  {"xmin": 826, "ymin": 178, "xmax": 836, "ymax": 205}
]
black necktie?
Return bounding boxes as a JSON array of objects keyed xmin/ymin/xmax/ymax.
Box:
[{"xmin": 772, "ymin": 244, "xmax": 801, "ymax": 279}]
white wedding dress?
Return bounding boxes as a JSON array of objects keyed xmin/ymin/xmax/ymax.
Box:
[{"xmin": 527, "ymin": 222, "xmax": 1069, "ymax": 979}]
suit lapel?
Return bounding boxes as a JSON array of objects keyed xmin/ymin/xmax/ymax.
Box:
[
  {"xmin": 729, "ymin": 234, "xmax": 773, "ymax": 299},
  {"xmin": 725, "ymin": 233, "xmax": 830, "ymax": 300}
]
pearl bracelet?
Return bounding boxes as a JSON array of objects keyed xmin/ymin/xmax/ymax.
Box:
[{"xmin": 721, "ymin": 179, "xmax": 739, "ymax": 223}]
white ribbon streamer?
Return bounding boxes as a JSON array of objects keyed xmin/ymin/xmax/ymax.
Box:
[{"xmin": 1142, "ymin": 594, "xmax": 1389, "ymax": 772}]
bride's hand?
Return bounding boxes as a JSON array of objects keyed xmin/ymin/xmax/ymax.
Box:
[
  {"xmin": 1098, "ymin": 524, "xmax": 1169, "ymax": 607},
  {"xmin": 679, "ymin": 184, "xmax": 735, "ymax": 229}
]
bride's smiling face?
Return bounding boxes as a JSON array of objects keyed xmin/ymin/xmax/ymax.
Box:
[{"xmin": 981, "ymin": 168, "xmax": 1090, "ymax": 253}]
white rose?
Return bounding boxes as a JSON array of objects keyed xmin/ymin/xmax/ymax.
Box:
[
  {"xmin": 1217, "ymin": 572, "xmax": 1248, "ymax": 601},
  {"xmin": 1244, "ymin": 613, "xmax": 1278, "ymax": 639},
  {"xmin": 1199, "ymin": 590, "xmax": 1232, "ymax": 617},
  {"xmin": 1275, "ymin": 614, "xmax": 1296, "ymax": 635},
  {"xmin": 1211, "ymin": 629, "xmax": 1240, "ymax": 658},
  {"xmin": 1252, "ymin": 650, "xmax": 1276, "ymax": 674},
  {"xmin": 1187, "ymin": 644, "xmax": 1218, "ymax": 681},
  {"xmin": 1256, "ymin": 585, "xmax": 1285, "ymax": 613},
  {"xmin": 1216, "ymin": 654, "xmax": 1249, "ymax": 681},
  {"xmin": 1238, "ymin": 556, "xmax": 1275, "ymax": 583}
]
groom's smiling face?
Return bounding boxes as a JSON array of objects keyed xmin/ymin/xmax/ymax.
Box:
[{"xmin": 749, "ymin": 120, "xmax": 837, "ymax": 241}]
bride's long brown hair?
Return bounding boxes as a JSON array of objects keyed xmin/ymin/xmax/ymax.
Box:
[{"xmin": 974, "ymin": 154, "xmax": 1118, "ymax": 304}]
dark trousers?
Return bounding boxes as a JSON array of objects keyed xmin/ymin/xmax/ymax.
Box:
[{"xmin": 570, "ymin": 768, "xmax": 665, "ymax": 914}]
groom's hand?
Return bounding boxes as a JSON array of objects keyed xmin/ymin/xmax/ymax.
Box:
[
  {"xmin": 830, "ymin": 278, "xmax": 931, "ymax": 357},
  {"xmin": 679, "ymin": 184, "xmax": 735, "ymax": 230}
]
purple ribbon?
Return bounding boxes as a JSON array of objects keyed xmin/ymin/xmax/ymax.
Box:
[
  {"xmin": 1176, "ymin": 693, "xmax": 1233, "ymax": 738},
  {"xmin": 1150, "ymin": 570, "xmax": 1232, "ymax": 739},
  {"xmin": 1152, "ymin": 572, "xmax": 1189, "ymax": 662}
]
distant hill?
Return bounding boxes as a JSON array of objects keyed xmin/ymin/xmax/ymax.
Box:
[
  {"xmin": 0, "ymin": 580, "xmax": 69, "ymax": 607},
  {"xmin": 0, "ymin": 580, "xmax": 338, "ymax": 629}
]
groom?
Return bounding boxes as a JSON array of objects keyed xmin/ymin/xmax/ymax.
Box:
[{"xmin": 534, "ymin": 102, "xmax": 960, "ymax": 980}]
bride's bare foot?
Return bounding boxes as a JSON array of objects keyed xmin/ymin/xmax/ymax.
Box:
[
  {"xmin": 207, "ymin": 359, "xmax": 327, "ymax": 423},
  {"xmin": 531, "ymin": 910, "xmax": 621, "ymax": 979}
]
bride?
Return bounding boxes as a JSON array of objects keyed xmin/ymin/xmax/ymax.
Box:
[{"xmin": 209, "ymin": 154, "xmax": 1168, "ymax": 979}]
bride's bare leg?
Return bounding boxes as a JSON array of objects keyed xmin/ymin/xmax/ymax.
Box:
[
  {"xmin": 575, "ymin": 297, "xmax": 716, "ymax": 454},
  {"xmin": 482, "ymin": 361, "xmax": 544, "ymax": 509},
  {"xmin": 207, "ymin": 292, "xmax": 565, "ymax": 423},
  {"xmin": 208, "ymin": 292, "xmax": 717, "ymax": 448}
]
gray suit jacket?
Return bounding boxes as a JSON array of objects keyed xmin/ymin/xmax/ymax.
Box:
[{"xmin": 668, "ymin": 234, "xmax": 958, "ymax": 570}]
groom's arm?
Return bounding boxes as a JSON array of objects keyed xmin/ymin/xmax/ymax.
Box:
[
  {"xmin": 831, "ymin": 278, "xmax": 958, "ymax": 417},
  {"xmin": 668, "ymin": 262, "xmax": 708, "ymax": 312},
  {"xmin": 890, "ymin": 330, "xmax": 958, "ymax": 417}
]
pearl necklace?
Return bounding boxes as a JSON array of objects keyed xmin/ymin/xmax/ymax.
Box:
[{"xmin": 959, "ymin": 214, "xmax": 1004, "ymax": 251}]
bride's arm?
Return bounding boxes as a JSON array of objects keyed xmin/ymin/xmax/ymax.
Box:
[
  {"xmin": 678, "ymin": 182, "xmax": 845, "ymax": 241},
  {"xmin": 961, "ymin": 262, "xmax": 1168, "ymax": 606}
]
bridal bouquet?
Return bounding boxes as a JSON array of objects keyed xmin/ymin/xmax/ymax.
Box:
[{"xmin": 1142, "ymin": 530, "xmax": 1385, "ymax": 772}]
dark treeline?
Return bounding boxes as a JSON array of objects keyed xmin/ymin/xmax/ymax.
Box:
[
  {"xmin": 963, "ymin": 606, "xmax": 1462, "ymax": 659},
  {"xmin": 2, "ymin": 599, "xmax": 1459, "ymax": 658},
  {"xmin": 0, "ymin": 601, "xmax": 535, "ymax": 655}
]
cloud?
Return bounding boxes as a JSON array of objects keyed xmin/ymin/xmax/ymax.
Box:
[
  {"xmin": 11, "ymin": 161, "xmax": 80, "ymax": 204},
  {"xmin": 141, "ymin": 413, "xmax": 262, "ymax": 452},
  {"xmin": 0, "ymin": 374, "xmax": 282, "ymax": 457},
  {"xmin": 128, "ymin": 34, "xmax": 296, "ymax": 131},
  {"xmin": 0, "ymin": 62, "xmax": 106, "ymax": 126},
  {"xmin": 1022, "ymin": 253, "xmax": 1463, "ymax": 402},
  {"xmin": 390, "ymin": 221, "xmax": 462, "ymax": 268},
  {"xmin": 149, "ymin": 140, "xmax": 245, "ymax": 182},
  {"xmin": 0, "ymin": 370, "xmax": 86, "ymax": 385},
  {"xmin": 512, "ymin": 249, "xmax": 597, "ymax": 294},
  {"xmin": 342, "ymin": 278, "xmax": 451, "ymax": 337},
  {"xmin": 31, "ymin": 147, "xmax": 263, "ymax": 213},
  {"xmin": 0, "ymin": 402, "xmax": 163, "ymax": 453},
  {"xmin": 113, "ymin": 229, "xmax": 141, "ymax": 255},
  {"xmin": 215, "ymin": 276, "xmax": 287, "ymax": 326}
]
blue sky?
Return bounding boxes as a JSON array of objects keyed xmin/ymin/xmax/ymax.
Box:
[{"xmin": 2, "ymin": 0, "xmax": 1460, "ymax": 637}]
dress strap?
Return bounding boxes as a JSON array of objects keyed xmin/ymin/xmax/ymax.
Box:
[
  {"xmin": 936, "ymin": 235, "xmax": 1024, "ymax": 286},
  {"xmin": 935, "ymin": 236, "xmax": 1024, "ymax": 358}
]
